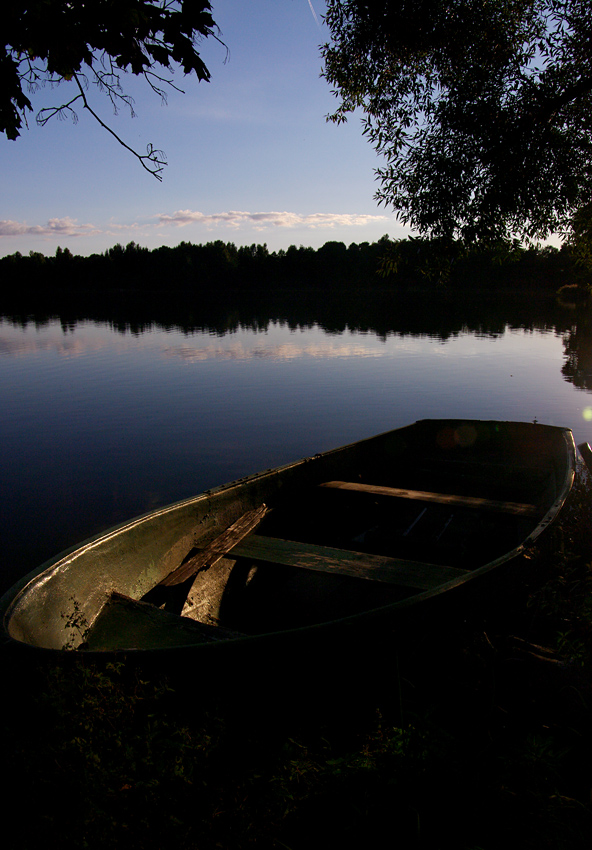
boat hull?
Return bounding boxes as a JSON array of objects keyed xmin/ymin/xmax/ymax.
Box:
[{"xmin": 0, "ymin": 419, "xmax": 576, "ymax": 655}]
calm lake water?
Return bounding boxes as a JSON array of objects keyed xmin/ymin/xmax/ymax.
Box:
[{"xmin": 2, "ymin": 290, "xmax": 592, "ymax": 592}]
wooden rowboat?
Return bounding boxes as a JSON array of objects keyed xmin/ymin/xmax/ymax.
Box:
[{"xmin": 0, "ymin": 420, "xmax": 576, "ymax": 655}]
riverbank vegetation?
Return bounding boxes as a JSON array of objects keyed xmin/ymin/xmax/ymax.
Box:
[
  {"xmin": 1, "ymin": 235, "xmax": 589, "ymax": 295},
  {"xmin": 3, "ymin": 466, "xmax": 592, "ymax": 849}
]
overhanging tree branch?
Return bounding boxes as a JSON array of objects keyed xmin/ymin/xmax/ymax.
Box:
[
  {"xmin": 2, "ymin": 1, "xmax": 223, "ymax": 176},
  {"xmin": 74, "ymin": 73, "xmax": 167, "ymax": 179}
]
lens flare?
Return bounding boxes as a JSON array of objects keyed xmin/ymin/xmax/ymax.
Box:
[{"xmin": 583, "ymin": 407, "xmax": 592, "ymax": 421}]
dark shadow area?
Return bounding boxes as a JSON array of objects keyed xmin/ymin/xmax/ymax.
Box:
[
  {"xmin": 2, "ymin": 470, "xmax": 592, "ymax": 848},
  {"xmin": 0, "ymin": 284, "xmax": 584, "ymax": 342}
]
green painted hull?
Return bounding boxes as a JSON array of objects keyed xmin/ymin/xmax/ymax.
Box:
[{"xmin": 0, "ymin": 420, "xmax": 576, "ymax": 655}]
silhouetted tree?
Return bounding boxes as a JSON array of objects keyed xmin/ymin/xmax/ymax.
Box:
[{"xmin": 323, "ymin": 1, "xmax": 592, "ymax": 248}]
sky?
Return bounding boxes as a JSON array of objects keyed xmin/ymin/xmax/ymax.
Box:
[{"xmin": 0, "ymin": 0, "xmax": 410, "ymax": 259}]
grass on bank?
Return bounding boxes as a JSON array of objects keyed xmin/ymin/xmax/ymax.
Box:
[{"xmin": 3, "ymin": 469, "xmax": 592, "ymax": 849}]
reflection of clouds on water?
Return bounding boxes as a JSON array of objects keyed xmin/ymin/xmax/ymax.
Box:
[
  {"xmin": 0, "ymin": 334, "xmax": 94, "ymax": 358},
  {"xmin": 162, "ymin": 341, "xmax": 388, "ymax": 362},
  {"xmin": 4, "ymin": 313, "xmax": 507, "ymax": 367},
  {"xmin": 0, "ymin": 319, "xmax": 394, "ymax": 363},
  {"xmin": 0, "ymin": 321, "xmax": 130, "ymax": 359},
  {"xmin": 0, "ymin": 332, "xmax": 389, "ymax": 362}
]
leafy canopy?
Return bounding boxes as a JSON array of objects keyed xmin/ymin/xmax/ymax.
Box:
[
  {"xmin": 322, "ymin": 0, "xmax": 592, "ymax": 245},
  {"xmin": 3, "ymin": 1, "xmax": 222, "ymax": 178}
]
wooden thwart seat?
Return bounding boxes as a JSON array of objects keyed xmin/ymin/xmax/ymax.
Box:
[
  {"xmin": 319, "ymin": 480, "xmax": 540, "ymax": 517},
  {"xmin": 230, "ymin": 534, "xmax": 469, "ymax": 590}
]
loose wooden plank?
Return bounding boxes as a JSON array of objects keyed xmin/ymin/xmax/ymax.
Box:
[
  {"xmin": 85, "ymin": 592, "xmax": 243, "ymax": 651},
  {"xmin": 319, "ymin": 480, "xmax": 539, "ymax": 517},
  {"xmin": 230, "ymin": 534, "xmax": 469, "ymax": 590},
  {"xmin": 160, "ymin": 504, "xmax": 269, "ymax": 587}
]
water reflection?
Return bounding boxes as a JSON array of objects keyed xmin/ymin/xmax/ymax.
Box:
[
  {"xmin": 1, "ymin": 289, "xmax": 591, "ymax": 594},
  {"xmin": 1, "ymin": 288, "xmax": 574, "ymax": 341},
  {"xmin": 0, "ymin": 289, "xmax": 585, "ymax": 373},
  {"xmin": 562, "ymin": 310, "xmax": 592, "ymax": 390}
]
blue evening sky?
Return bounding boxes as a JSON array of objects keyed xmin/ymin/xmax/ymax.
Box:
[{"xmin": 0, "ymin": 0, "xmax": 410, "ymax": 259}]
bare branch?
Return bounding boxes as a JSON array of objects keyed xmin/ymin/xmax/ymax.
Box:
[
  {"xmin": 144, "ymin": 69, "xmax": 185, "ymax": 100},
  {"xmin": 71, "ymin": 73, "xmax": 166, "ymax": 180},
  {"xmin": 91, "ymin": 69, "xmax": 137, "ymax": 117},
  {"xmin": 36, "ymin": 93, "xmax": 83, "ymax": 126}
]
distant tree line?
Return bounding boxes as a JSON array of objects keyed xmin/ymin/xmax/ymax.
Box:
[{"xmin": 0, "ymin": 236, "xmax": 588, "ymax": 294}]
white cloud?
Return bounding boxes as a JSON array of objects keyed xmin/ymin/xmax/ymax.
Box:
[
  {"xmin": 155, "ymin": 209, "xmax": 390, "ymax": 230},
  {"xmin": 0, "ymin": 210, "xmax": 392, "ymax": 242},
  {"xmin": 0, "ymin": 217, "xmax": 100, "ymax": 238}
]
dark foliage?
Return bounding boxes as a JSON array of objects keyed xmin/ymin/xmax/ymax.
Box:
[
  {"xmin": 3, "ymin": 1, "xmax": 221, "ymax": 177},
  {"xmin": 0, "ymin": 235, "xmax": 585, "ymax": 296},
  {"xmin": 323, "ymin": 1, "xmax": 592, "ymax": 247}
]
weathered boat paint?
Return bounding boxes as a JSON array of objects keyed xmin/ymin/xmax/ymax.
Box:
[{"xmin": 0, "ymin": 419, "xmax": 576, "ymax": 655}]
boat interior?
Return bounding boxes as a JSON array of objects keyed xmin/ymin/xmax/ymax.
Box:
[{"xmin": 83, "ymin": 421, "xmax": 571, "ymax": 650}]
